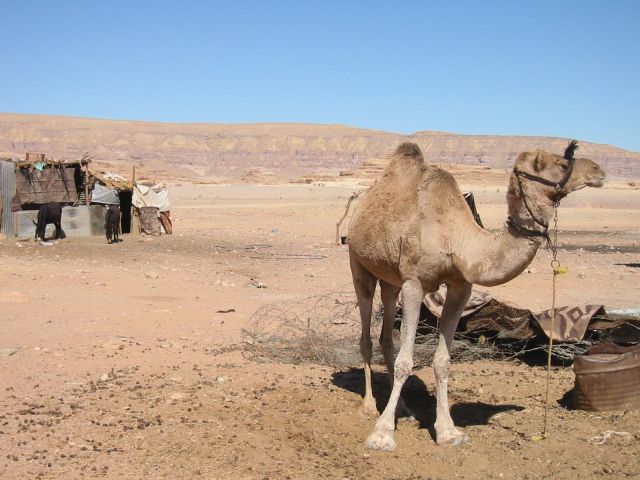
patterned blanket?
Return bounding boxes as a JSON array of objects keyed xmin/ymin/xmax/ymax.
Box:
[{"xmin": 423, "ymin": 285, "xmax": 607, "ymax": 342}]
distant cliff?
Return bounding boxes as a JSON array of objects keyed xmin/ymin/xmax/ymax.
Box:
[{"xmin": 1, "ymin": 113, "xmax": 638, "ymax": 180}]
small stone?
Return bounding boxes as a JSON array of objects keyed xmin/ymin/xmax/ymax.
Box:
[
  {"xmin": 166, "ymin": 393, "xmax": 184, "ymax": 405},
  {"xmin": 99, "ymin": 374, "xmax": 109, "ymax": 382},
  {"xmin": 145, "ymin": 271, "xmax": 159, "ymax": 280},
  {"xmin": 0, "ymin": 348, "xmax": 18, "ymax": 357},
  {"xmin": 102, "ymin": 341, "xmax": 124, "ymax": 350}
]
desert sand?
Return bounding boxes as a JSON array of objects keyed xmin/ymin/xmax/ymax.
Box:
[{"xmin": 1, "ymin": 172, "xmax": 639, "ymax": 479}]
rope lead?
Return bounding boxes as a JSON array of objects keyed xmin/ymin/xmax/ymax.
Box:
[{"xmin": 542, "ymin": 207, "xmax": 562, "ymax": 437}]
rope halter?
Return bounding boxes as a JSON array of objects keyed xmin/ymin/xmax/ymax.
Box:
[{"xmin": 507, "ymin": 140, "xmax": 578, "ymax": 244}]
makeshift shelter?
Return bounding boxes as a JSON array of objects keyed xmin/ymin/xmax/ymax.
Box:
[
  {"xmin": 89, "ymin": 171, "xmax": 134, "ymax": 234},
  {"xmin": 0, "ymin": 153, "xmax": 91, "ymax": 238},
  {"xmin": 0, "ymin": 152, "xmax": 173, "ymax": 239},
  {"xmin": 132, "ymin": 183, "xmax": 172, "ymax": 235}
]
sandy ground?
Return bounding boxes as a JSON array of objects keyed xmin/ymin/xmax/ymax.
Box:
[{"xmin": 1, "ymin": 178, "xmax": 640, "ymax": 479}]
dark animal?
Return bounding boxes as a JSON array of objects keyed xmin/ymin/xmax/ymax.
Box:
[
  {"xmin": 33, "ymin": 203, "xmax": 66, "ymax": 241},
  {"xmin": 105, "ymin": 205, "xmax": 121, "ymax": 244}
]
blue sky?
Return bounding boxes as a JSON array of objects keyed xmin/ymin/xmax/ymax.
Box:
[{"xmin": 1, "ymin": 1, "xmax": 639, "ymax": 151}]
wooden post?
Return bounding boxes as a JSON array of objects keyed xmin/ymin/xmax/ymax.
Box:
[
  {"xmin": 84, "ymin": 169, "xmax": 89, "ymax": 205},
  {"xmin": 131, "ymin": 165, "xmax": 139, "ymax": 235},
  {"xmin": 335, "ymin": 192, "xmax": 360, "ymax": 245}
]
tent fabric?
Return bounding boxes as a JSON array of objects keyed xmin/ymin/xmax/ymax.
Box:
[
  {"xmin": 535, "ymin": 305, "xmax": 605, "ymax": 342},
  {"xmin": 132, "ymin": 184, "xmax": 170, "ymax": 212},
  {"xmin": 159, "ymin": 211, "xmax": 172, "ymax": 234},
  {"xmin": 423, "ymin": 286, "xmax": 605, "ymax": 343},
  {"xmin": 15, "ymin": 166, "xmax": 78, "ymax": 205},
  {"xmin": 91, "ymin": 182, "xmax": 120, "ymax": 205},
  {"xmin": 424, "ymin": 285, "xmax": 492, "ymax": 319}
]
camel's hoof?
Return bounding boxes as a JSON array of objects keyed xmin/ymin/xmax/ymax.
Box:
[
  {"xmin": 359, "ymin": 404, "xmax": 379, "ymax": 418},
  {"xmin": 365, "ymin": 429, "xmax": 396, "ymax": 451},
  {"xmin": 436, "ymin": 429, "xmax": 470, "ymax": 447}
]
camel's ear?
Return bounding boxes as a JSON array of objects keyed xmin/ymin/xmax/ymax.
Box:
[{"xmin": 532, "ymin": 150, "xmax": 546, "ymax": 172}]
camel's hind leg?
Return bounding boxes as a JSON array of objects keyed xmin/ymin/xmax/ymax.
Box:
[
  {"xmin": 379, "ymin": 281, "xmax": 413, "ymax": 419},
  {"xmin": 349, "ymin": 254, "xmax": 378, "ymax": 417},
  {"xmin": 433, "ymin": 281, "xmax": 472, "ymax": 446},
  {"xmin": 366, "ymin": 279, "xmax": 424, "ymax": 451}
]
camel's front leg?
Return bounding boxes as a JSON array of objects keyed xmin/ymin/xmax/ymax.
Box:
[
  {"xmin": 379, "ymin": 281, "xmax": 413, "ymax": 419},
  {"xmin": 366, "ymin": 280, "xmax": 423, "ymax": 451},
  {"xmin": 433, "ymin": 282, "xmax": 472, "ymax": 446}
]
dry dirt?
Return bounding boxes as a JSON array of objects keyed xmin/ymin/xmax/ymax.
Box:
[{"xmin": 1, "ymin": 177, "xmax": 640, "ymax": 479}]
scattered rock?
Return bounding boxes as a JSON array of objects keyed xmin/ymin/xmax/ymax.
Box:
[
  {"xmin": 166, "ymin": 392, "xmax": 185, "ymax": 405},
  {"xmin": 145, "ymin": 271, "xmax": 160, "ymax": 279},
  {"xmin": 216, "ymin": 308, "xmax": 235, "ymax": 313},
  {"xmin": 0, "ymin": 348, "xmax": 18, "ymax": 357},
  {"xmin": 588, "ymin": 430, "xmax": 631, "ymax": 445},
  {"xmin": 102, "ymin": 340, "xmax": 124, "ymax": 350},
  {"xmin": 99, "ymin": 374, "xmax": 109, "ymax": 382},
  {"xmin": 249, "ymin": 280, "xmax": 267, "ymax": 288}
]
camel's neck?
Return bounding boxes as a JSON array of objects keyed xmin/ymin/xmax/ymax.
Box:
[{"xmin": 454, "ymin": 177, "xmax": 555, "ymax": 286}]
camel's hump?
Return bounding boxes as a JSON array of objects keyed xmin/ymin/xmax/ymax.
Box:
[
  {"xmin": 382, "ymin": 142, "xmax": 425, "ymax": 178},
  {"xmin": 394, "ymin": 142, "xmax": 423, "ymax": 160}
]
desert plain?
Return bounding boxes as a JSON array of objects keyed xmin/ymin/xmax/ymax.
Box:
[{"xmin": 1, "ymin": 154, "xmax": 640, "ymax": 479}]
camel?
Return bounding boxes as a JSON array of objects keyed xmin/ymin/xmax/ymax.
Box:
[{"xmin": 348, "ymin": 141, "xmax": 605, "ymax": 451}]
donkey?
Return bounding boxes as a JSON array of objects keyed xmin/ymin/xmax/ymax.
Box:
[
  {"xmin": 105, "ymin": 205, "xmax": 121, "ymax": 244},
  {"xmin": 34, "ymin": 203, "xmax": 66, "ymax": 241}
]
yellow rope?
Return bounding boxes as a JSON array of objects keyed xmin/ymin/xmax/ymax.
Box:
[{"xmin": 542, "ymin": 207, "xmax": 560, "ymax": 437}]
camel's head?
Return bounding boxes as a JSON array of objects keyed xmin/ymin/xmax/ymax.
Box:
[{"xmin": 513, "ymin": 140, "xmax": 606, "ymax": 203}]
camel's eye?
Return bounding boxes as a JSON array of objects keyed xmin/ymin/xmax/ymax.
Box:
[{"xmin": 559, "ymin": 162, "xmax": 570, "ymax": 171}]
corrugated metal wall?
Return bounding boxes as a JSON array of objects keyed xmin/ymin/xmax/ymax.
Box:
[
  {"xmin": 1, "ymin": 161, "xmax": 16, "ymax": 236},
  {"xmin": 14, "ymin": 206, "xmax": 98, "ymax": 240},
  {"xmin": 14, "ymin": 210, "xmax": 55, "ymax": 239}
]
